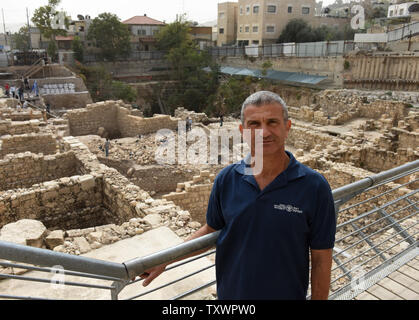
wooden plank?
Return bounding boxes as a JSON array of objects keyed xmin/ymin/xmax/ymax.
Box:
[
  {"xmin": 355, "ymin": 291, "xmax": 379, "ymax": 300},
  {"xmin": 367, "ymin": 284, "xmax": 403, "ymax": 300},
  {"xmin": 378, "ymin": 277, "xmax": 418, "ymax": 300},
  {"xmin": 388, "ymin": 270, "xmax": 419, "ymax": 293},
  {"xmin": 398, "ymin": 264, "xmax": 419, "ymax": 280}
]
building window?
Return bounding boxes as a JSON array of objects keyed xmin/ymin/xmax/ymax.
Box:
[
  {"xmin": 302, "ymin": 7, "xmax": 310, "ymax": 15},
  {"xmin": 240, "ymin": 25, "xmax": 243, "ymax": 33},
  {"xmin": 253, "ymin": 5, "xmax": 259, "ymax": 14},
  {"xmin": 219, "ymin": 12, "xmax": 225, "ymax": 19},
  {"xmin": 253, "ymin": 26, "xmax": 258, "ymax": 33},
  {"xmin": 267, "ymin": 5, "xmax": 276, "ymax": 13},
  {"xmin": 219, "ymin": 28, "xmax": 224, "ymax": 34},
  {"xmin": 240, "ymin": 6, "xmax": 243, "ymax": 15},
  {"xmin": 389, "ymin": 10, "xmax": 393, "ymax": 17},
  {"xmin": 245, "ymin": 25, "xmax": 250, "ymax": 33},
  {"xmin": 252, "ymin": 40, "xmax": 259, "ymax": 45},
  {"xmin": 399, "ymin": 8, "xmax": 404, "ymax": 15},
  {"xmin": 246, "ymin": 5, "xmax": 250, "ymax": 14},
  {"xmin": 288, "ymin": 6, "xmax": 292, "ymax": 13},
  {"xmin": 266, "ymin": 25, "xmax": 275, "ymax": 33}
]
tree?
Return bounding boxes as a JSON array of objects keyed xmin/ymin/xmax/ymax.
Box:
[
  {"xmin": 75, "ymin": 63, "xmax": 137, "ymax": 104},
  {"xmin": 278, "ymin": 19, "xmax": 318, "ymax": 43},
  {"xmin": 12, "ymin": 26, "xmax": 30, "ymax": 51},
  {"xmin": 72, "ymin": 36, "xmax": 84, "ymax": 62},
  {"xmin": 32, "ymin": 0, "xmax": 69, "ymax": 58},
  {"xmin": 87, "ymin": 13, "xmax": 131, "ymax": 61},
  {"xmin": 156, "ymin": 19, "xmax": 219, "ymax": 114}
]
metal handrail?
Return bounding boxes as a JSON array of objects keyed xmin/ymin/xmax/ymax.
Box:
[{"xmin": 0, "ymin": 160, "xmax": 418, "ymax": 299}]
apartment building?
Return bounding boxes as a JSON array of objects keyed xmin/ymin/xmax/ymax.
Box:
[
  {"xmin": 217, "ymin": 2, "xmax": 239, "ymax": 46},
  {"xmin": 236, "ymin": 0, "xmax": 317, "ymax": 46}
]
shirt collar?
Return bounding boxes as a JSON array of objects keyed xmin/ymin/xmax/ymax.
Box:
[{"xmin": 234, "ymin": 151, "xmax": 306, "ymax": 184}]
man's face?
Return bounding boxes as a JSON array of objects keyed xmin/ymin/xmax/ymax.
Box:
[{"xmin": 239, "ymin": 102, "xmax": 291, "ymax": 157}]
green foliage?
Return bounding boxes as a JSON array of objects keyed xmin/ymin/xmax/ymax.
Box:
[
  {"xmin": 87, "ymin": 12, "xmax": 131, "ymax": 61},
  {"xmin": 261, "ymin": 60, "xmax": 273, "ymax": 76},
  {"xmin": 75, "ymin": 63, "xmax": 137, "ymax": 103},
  {"xmin": 111, "ymin": 81, "xmax": 137, "ymax": 103},
  {"xmin": 12, "ymin": 26, "xmax": 30, "ymax": 51},
  {"xmin": 31, "ymin": 0, "xmax": 69, "ymax": 40},
  {"xmin": 214, "ymin": 77, "xmax": 253, "ymax": 116},
  {"xmin": 155, "ymin": 20, "xmax": 220, "ymax": 114},
  {"xmin": 344, "ymin": 60, "xmax": 351, "ymax": 70},
  {"xmin": 278, "ymin": 19, "xmax": 355, "ymax": 43},
  {"xmin": 72, "ymin": 36, "xmax": 84, "ymax": 63},
  {"xmin": 47, "ymin": 40, "xmax": 58, "ymax": 59}
]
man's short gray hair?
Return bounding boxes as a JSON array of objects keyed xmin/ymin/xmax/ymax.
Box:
[{"xmin": 241, "ymin": 91, "xmax": 289, "ymax": 124}]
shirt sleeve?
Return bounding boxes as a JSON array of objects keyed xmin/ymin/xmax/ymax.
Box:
[
  {"xmin": 309, "ymin": 176, "xmax": 337, "ymax": 250},
  {"xmin": 206, "ymin": 174, "xmax": 225, "ymax": 231}
]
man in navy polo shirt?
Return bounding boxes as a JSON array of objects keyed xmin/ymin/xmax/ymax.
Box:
[{"xmin": 140, "ymin": 91, "xmax": 336, "ymax": 300}]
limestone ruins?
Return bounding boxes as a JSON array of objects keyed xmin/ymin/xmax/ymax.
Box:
[{"xmin": 0, "ymin": 83, "xmax": 418, "ymax": 296}]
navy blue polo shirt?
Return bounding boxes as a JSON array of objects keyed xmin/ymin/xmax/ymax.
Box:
[{"xmin": 206, "ymin": 151, "xmax": 336, "ymax": 300}]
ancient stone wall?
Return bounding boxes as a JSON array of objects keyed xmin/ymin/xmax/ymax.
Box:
[
  {"xmin": 0, "ymin": 133, "xmax": 58, "ymax": 158},
  {"xmin": 66, "ymin": 101, "xmax": 120, "ymax": 137},
  {"xmin": 0, "ymin": 152, "xmax": 80, "ymax": 191},
  {"xmin": 0, "ymin": 120, "xmax": 41, "ymax": 136},
  {"xmin": 163, "ymin": 171, "xmax": 216, "ymax": 225},
  {"xmin": 0, "ymin": 174, "xmax": 105, "ymax": 230},
  {"xmin": 66, "ymin": 100, "xmax": 179, "ymax": 138},
  {"xmin": 117, "ymin": 107, "xmax": 178, "ymax": 137}
]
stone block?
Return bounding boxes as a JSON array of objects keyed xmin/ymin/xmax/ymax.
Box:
[
  {"xmin": 0, "ymin": 219, "xmax": 47, "ymax": 248},
  {"xmin": 73, "ymin": 237, "xmax": 91, "ymax": 254},
  {"xmin": 79, "ymin": 175, "xmax": 96, "ymax": 191},
  {"xmin": 45, "ymin": 230, "xmax": 65, "ymax": 249}
]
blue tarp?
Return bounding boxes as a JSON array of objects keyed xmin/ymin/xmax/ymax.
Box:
[{"xmin": 207, "ymin": 66, "xmax": 328, "ymax": 86}]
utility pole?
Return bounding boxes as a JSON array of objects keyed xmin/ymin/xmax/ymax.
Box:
[
  {"xmin": 1, "ymin": 8, "xmax": 7, "ymax": 46},
  {"xmin": 26, "ymin": 7, "xmax": 32, "ymax": 50}
]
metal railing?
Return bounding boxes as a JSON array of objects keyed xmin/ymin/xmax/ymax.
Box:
[
  {"xmin": 83, "ymin": 51, "xmax": 166, "ymax": 63},
  {"xmin": 209, "ymin": 41, "xmax": 355, "ymax": 59},
  {"xmin": 0, "ymin": 160, "xmax": 418, "ymax": 300},
  {"xmin": 387, "ymin": 21, "xmax": 419, "ymax": 42}
]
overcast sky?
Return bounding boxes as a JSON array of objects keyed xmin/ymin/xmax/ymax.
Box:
[{"xmin": 1, "ymin": 0, "xmax": 337, "ymax": 33}]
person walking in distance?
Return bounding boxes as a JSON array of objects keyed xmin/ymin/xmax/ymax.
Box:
[{"xmin": 104, "ymin": 138, "xmax": 110, "ymax": 157}]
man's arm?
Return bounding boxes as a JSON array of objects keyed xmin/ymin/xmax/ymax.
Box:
[
  {"xmin": 310, "ymin": 249, "xmax": 333, "ymax": 300},
  {"xmin": 139, "ymin": 223, "xmax": 217, "ymax": 287}
]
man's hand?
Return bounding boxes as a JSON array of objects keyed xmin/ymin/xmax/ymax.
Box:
[
  {"xmin": 131, "ymin": 224, "xmax": 217, "ymax": 287},
  {"xmin": 138, "ymin": 263, "xmax": 168, "ymax": 287}
]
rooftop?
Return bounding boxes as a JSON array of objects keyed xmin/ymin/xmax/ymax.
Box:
[{"xmin": 122, "ymin": 15, "xmax": 166, "ymax": 26}]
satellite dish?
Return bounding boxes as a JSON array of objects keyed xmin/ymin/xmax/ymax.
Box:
[{"xmin": 77, "ymin": 14, "xmax": 84, "ymax": 20}]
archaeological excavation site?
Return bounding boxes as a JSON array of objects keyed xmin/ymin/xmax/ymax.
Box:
[{"xmin": 0, "ymin": 62, "xmax": 418, "ymax": 300}]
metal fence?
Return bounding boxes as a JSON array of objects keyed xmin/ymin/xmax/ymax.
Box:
[
  {"xmin": 0, "ymin": 160, "xmax": 418, "ymax": 300},
  {"xmin": 387, "ymin": 21, "xmax": 419, "ymax": 42},
  {"xmin": 83, "ymin": 51, "xmax": 166, "ymax": 63},
  {"xmin": 209, "ymin": 41, "xmax": 355, "ymax": 59}
]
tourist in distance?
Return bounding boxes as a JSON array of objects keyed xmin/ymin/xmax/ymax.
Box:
[
  {"xmin": 136, "ymin": 91, "xmax": 337, "ymax": 300},
  {"xmin": 104, "ymin": 138, "xmax": 111, "ymax": 157}
]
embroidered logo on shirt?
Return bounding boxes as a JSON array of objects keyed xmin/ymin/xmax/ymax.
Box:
[{"xmin": 274, "ymin": 204, "xmax": 303, "ymax": 214}]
